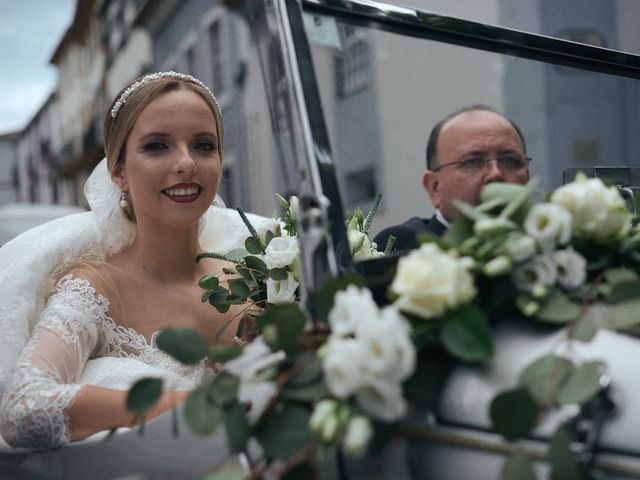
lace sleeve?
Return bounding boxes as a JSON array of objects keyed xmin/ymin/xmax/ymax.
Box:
[{"xmin": 0, "ymin": 274, "xmax": 108, "ymax": 450}]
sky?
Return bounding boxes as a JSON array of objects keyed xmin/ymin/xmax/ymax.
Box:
[{"xmin": 0, "ymin": 0, "xmax": 76, "ymax": 134}]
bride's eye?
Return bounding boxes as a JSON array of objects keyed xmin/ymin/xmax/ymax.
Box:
[
  {"xmin": 143, "ymin": 142, "xmax": 168, "ymax": 151},
  {"xmin": 194, "ymin": 141, "xmax": 217, "ymax": 152}
]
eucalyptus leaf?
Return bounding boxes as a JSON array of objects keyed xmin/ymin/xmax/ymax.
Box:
[
  {"xmin": 156, "ymin": 327, "xmax": 209, "ymax": 365},
  {"xmin": 185, "ymin": 385, "xmax": 223, "ymax": 435},
  {"xmin": 265, "ymin": 229, "xmax": 275, "ymax": 246},
  {"xmin": 236, "ymin": 266, "xmax": 256, "ymax": 283},
  {"xmin": 256, "ymin": 402, "xmax": 313, "ymax": 461},
  {"xmin": 225, "ymin": 248, "xmax": 249, "ymax": 263},
  {"xmin": 605, "ymin": 267, "xmax": 639, "ymax": 286},
  {"xmin": 223, "ymin": 401, "xmax": 249, "ymax": 453},
  {"xmin": 208, "ymin": 344, "xmax": 242, "ymax": 363},
  {"xmin": 259, "ymin": 304, "xmax": 307, "ymax": 351},
  {"xmin": 535, "ymin": 291, "xmax": 581, "ymax": 324},
  {"xmin": 127, "ymin": 377, "xmax": 163, "ymax": 413},
  {"xmin": 245, "ymin": 255, "xmax": 269, "ymax": 275},
  {"xmin": 489, "ymin": 388, "xmax": 538, "ymax": 441},
  {"xmin": 452, "ymin": 199, "xmax": 487, "ymax": 223},
  {"xmin": 282, "ymin": 380, "xmax": 330, "ymax": 402},
  {"xmin": 444, "ymin": 215, "xmax": 474, "ymax": 248},
  {"xmin": 286, "ymin": 352, "xmax": 323, "ymax": 387},
  {"xmin": 556, "ymin": 361, "xmax": 606, "ymax": 405},
  {"xmin": 550, "ymin": 424, "xmax": 585, "ymax": 480},
  {"xmin": 199, "ymin": 461, "xmax": 248, "ymax": 480},
  {"xmin": 573, "ymin": 315, "xmax": 598, "ymax": 342},
  {"xmin": 502, "ymin": 453, "xmax": 536, "ymax": 480},
  {"xmin": 211, "ymin": 371, "xmax": 240, "ymax": 406},
  {"xmin": 609, "ymin": 300, "xmax": 640, "ymax": 330},
  {"xmin": 208, "ymin": 286, "xmax": 230, "ymax": 306},
  {"xmin": 269, "ymin": 267, "xmax": 289, "ymax": 281},
  {"xmin": 228, "ymin": 279, "xmax": 251, "ymax": 300},
  {"xmin": 198, "ymin": 274, "xmax": 220, "ymax": 290},
  {"xmin": 607, "ymin": 281, "xmax": 640, "ymax": 304},
  {"xmin": 440, "ymin": 305, "xmax": 493, "ymax": 362},
  {"xmin": 245, "ymin": 236, "xmax": 264, "ymax": 255},
  {"xmin": 518, "ymin": 354, "xmax": 574, "ymax": 405}
]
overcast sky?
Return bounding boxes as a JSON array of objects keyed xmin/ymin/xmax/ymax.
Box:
[{"xmin": 0, "ymin": 0, "xmax": 75, "ymax": 134}]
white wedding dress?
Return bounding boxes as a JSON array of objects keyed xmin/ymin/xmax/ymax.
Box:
[{"xmin": 0, "ymin": 159, "xmax": 269, "ymax": 479}]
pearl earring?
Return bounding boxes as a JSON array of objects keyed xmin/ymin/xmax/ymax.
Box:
[{"xmin": 119, "ymin": 191, "xmax": 129, "ymax": 209}]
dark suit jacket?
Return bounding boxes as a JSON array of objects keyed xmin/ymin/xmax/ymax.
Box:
[{"xmin": 373, "ymin": 215, "xmax": 447, "ymax": 252}]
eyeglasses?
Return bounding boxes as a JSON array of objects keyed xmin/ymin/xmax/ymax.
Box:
[{"xmin": 431, "ymin": 154, "xmax": 531, "ymax": 174}]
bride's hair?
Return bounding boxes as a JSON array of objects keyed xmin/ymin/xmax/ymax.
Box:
[{"xmin": 103, "ymin": 73, "xmax": 225, "ymax": 220}]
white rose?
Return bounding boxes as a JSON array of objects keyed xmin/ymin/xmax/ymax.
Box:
[
  {"xmin": 502, "ymin": 233, "xmax": 537, "ymax": 263},
  {"xmin": 224, "ymin": 336, "xmax": 286, "ymax": 425},
  {"xmin": 524, "ymin": 203, "xmax": 572, "ymax": 251},
  {"xmin": 322, "ymin": 337, "xmax": 366, "ymax": 398},
  {"xmin": 342, "ymin": 415, "xmax": 373, "ymax": 456},
  {"xmin": 356, "ymin": 306, "xmax": 415, "ymax": 381},
  {"xmin": 551, "ymin": 174, "xmax": 631, "ymax": 243},
  {"xmin": 329, "ymin": 285, "xmax": 379, "ymax": 337},
  {"xmin": 390, "ymin": 243, "xmax": 476, "ymax": 319},
  {"xmin": 256, "ymin": 217, "xmax": 281, "ymax": 240},
  {"xmin": 355, "ymin": 378, "xmax": 406, "ymax": 422},
  {"xmin": 511, "ymin": 253, "xmax": 557, "ymax": 293},
  {"xmin": 266, "ymin": 272, "xmax": 299, "ymax": 304},
  {"xmin": 263, "ymin": 236, "xmax": 300, "ymax": 268},
  {"xmin": 553, "ymin": 248, "xmax": 587, "ymax": 290}
]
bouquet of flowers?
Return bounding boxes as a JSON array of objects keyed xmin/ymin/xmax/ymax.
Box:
[{"xmin": 127, "ymin": 174, "xmax": 640, "ymax": 480}]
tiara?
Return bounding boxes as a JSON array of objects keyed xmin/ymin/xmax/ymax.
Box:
[{"xmin": 110, "ymin": 71, "xmax": 221, "ymax": 119}]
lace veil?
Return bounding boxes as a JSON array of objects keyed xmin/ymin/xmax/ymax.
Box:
[{"xmin": 0, "ymin": 158, "xmax": 263, "ymax": 401}]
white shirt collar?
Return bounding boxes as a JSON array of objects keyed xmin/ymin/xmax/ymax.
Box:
[{"xmin": 435, "ymin": 209, "xmax": 451, "ymax": 229}]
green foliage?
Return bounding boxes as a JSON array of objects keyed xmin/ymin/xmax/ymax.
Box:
[
  {"xmin": 439, "ymin": 304, "xmax": 493, "ymax": 362},
  {"xmin": 156, "ymin": 327, "xmax": 209, "ymax": 365},
  {"xmin": 518, "ymin": 354, "xmax": 574, "ymax": 405},
  {"xmin": 256, "ymin": 402, "xmax": 313, "ymax": 461},
  {"xmin": 555, "ymin": 361, "xmax": 606, "ymax": 405},
  {"xmin": 490, "ymin": 388, "xmax": 538, "ymax": 441},
  {"xmin": 550, "ymin": 425, "xmax": 586, "ymax": 480},
  {"xmin": 258, "ymin": 304, "xmax": 306, "ymax": 351},
  {"xmin": 502, "ymin": 453, "xmax": 536, "ymax": 480},
  {"xmin": 533, "ymin": 291, "xmax": 581, "ymax": 324},
  {"xmin": 126, "ymin": 378, "xmax": 163, "ymax": 414}
]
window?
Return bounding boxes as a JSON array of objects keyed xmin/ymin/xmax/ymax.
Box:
[
  {"xmin": 208, "ymin": 19, "xmax": 227, "ymax": 95},
  {"xmin": 335, "ymin": 24, "xmax": 370, "ymax": 98}
]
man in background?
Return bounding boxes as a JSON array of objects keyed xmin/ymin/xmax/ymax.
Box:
[{"xmin": 374, "ymin": 105, "xmax": 530, "ymax": 251}]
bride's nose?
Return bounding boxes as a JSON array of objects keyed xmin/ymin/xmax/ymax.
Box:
[{"xmin": 173, "ymin": 146, "xmax": 197, "ymax": 175}]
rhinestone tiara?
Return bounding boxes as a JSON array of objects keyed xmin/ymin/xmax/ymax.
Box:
[{"xmin": 110, "ymin": 71, "xmax": 221, "ymax": 119}]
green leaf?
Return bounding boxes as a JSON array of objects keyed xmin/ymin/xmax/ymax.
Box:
[
  {"xmin": 223, "ymin": 401, "xmax": 249, "ymax": 453},
  {"xmin": 199, "ymin": 460, "xmax": 248, "ymax": 480},
  {"xmin": 156, "ymin": 328, "xmax": 209, "ymax": 365},
  {"xmin": 245, "ymin": 255, "xmax": 269, "ymax": 275},
  {"xmin": 256, "ymin": 402, "xmax": 313, "ymax": 461},
  {"xmin": 607, "ymin": 281, "xmax": 640, "ymax": 304},
  {"xmin": 518, "ymin": 354, "xmax": 574, "ymax": 405},
  {"xmin": 228, "ymin": 279, "xmax": 251, "ymax": 300},
  {"xmin": 502, "ymin": 453, "xmax": 536, "ymax": 480},
  {"xmin": 573, "ymin": 315, "xmax": 598, "ymax": 342},
  {"xmin": 259, "ymin": 304, "xmax": 307, "ymax": 351},
  {"xmin": 535, "ymin": 291, "xmax": 581, "ymax": 324},
  {"xmin": 609, "ymin": 299, "xmax": 640, "ymax": 330},
  {"xmin": 286, "ymin": 352, "xmax": 323, "ymax": 387},
  {"xmin": 127, "ymin": 377, "xmax": 163, "ymax": 413},
  {"xmin": 282, "ymin": 380, "xmax": 330, "ymax": 402},
  {"xmin": 225, "ymin": 248, "xmax": 249, "ymax": 263},
  {"xmin": 555, "ymin": 361, "xmax": 606, "ymax": 405},
  {"xmin": 440, "ymin": 305, "xmax": 493, "ymax": 362},
  {"xmin": 452, "ymin": 199, "xmax": 487, "ymax": 223},
  {"xmin": 236, "ymin": 266, "xmax": 256, "ymax": 282},
  {"xmin": 605, "ymin": 268, "xmax": 639, "ymax": 286},
  {"xmin": 245, "ymin": 236, "xmax": 264, "ymax": 255},
  {"xmin": 550, "ymin": 424, "xmax": 585, "ymax": 480},
  {"xmin": 198, "ymin": 274, "xmax": 220, "ymax": 290},
  {"xmin": 269, "ymin": 267, "xmax": 289, "ymax": 281},
  {"xmin": 444, "ymin": 215, "xmax": 474, "ymax": 248},
  {"xmin": 184, "ymin": 385, "xmax": 223, "ymax": 435},
  {"xmin": 211, "ymin": 371, "xmax": 240, "ymax": 406},
  {"xmin": 208, "ymin": 344, "xmax": 242, "ymax": 363},
  {"xmin": 208, "ymin": 286, "xmax": 230, "ymax": 306},
  {"xmin": 489, "ymin": 388, "xmax": 538, "ymax": 441}
]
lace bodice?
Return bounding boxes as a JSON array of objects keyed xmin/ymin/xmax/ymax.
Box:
[{"xmin": 0, "ymin": 274, "xmax": 209, "ymax": 450}]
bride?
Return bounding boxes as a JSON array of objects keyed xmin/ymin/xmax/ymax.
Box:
[{"xmin": 0, "ymin": 72, "xmax": 263, "ymax": 476}]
